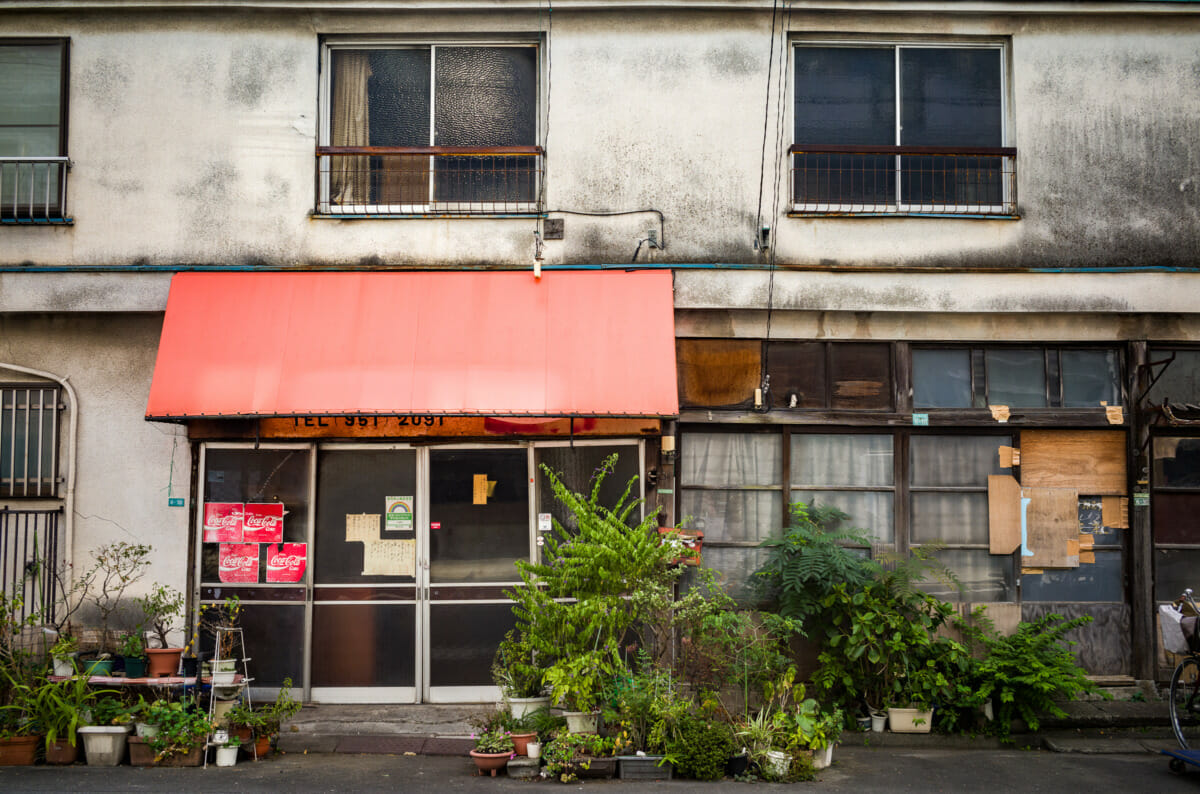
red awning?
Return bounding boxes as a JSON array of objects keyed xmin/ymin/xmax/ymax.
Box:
[{"xmin": 145, "ymin": 270, "xmax": 678, "ymax": 420}]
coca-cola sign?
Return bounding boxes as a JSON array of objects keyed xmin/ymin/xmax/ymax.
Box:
[
  {"xmin": 243, "ymin": 503, "xmax": 284, "ymax": 543},
  {"xmin": 218, "ymin": 543, "xmax": 260, "ymax": 583},
  {"xmin": 203, "ymin": 503, "xmax": 244, "ymax": 543},
  {"xmin": 266, "ymin": 543, "xmax": 306, "ymax": 583}
]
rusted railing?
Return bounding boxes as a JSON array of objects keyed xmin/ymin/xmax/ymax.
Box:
[
  {"xmin": 0, "ymin": 157, "xmax": 70, "ymax": 223},
  {"xmin": 790, "ymin": 145, "xmax": 1017, "ymax": 215},
  {"xmin": 316, "ymin": 146, "xmax": 542, "ymax": 216},
  {"xmin": 0, "ymin": 507, "xmax": 60, "ymax": 625}
]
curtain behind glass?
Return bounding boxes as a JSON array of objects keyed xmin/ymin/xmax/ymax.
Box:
[
  {"xmin": 910, "ymin": 435, "xmax": 1009, "ymax": 487},
  {"xmin": 330, "ymin": 52, "xmax": 371, "ymax": 205},
  {"xmin": 680, "ymin": 433, "xmax": 780, "ymax": 487}
]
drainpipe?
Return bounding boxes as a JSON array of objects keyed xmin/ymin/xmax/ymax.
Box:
[{"xmin": 0, "ymin": 362, "xmax": 78, "ymax": 587}]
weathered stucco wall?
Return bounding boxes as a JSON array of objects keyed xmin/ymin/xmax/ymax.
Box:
[
  {"xmin": 0, "ymin": 6, "xmax": 1197, "ymax": 271},
  {"xmin": 0, "ymin": 314, "xmax": 191, "ymax": 599}
]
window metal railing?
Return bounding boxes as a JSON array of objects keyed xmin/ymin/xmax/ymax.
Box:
[
  {"xmin": 1, "ymin": 387, "xmax": 60, "ymax": 498},
  {"xmin": 789, "ymin": 145, "xmax": 1017, "ymax": 216},
  {"xmin": 315, "ymin": 146, "xmax": 543, "ymax": 216},
  {"xmin": 0, "ymin": 507, "xmax": 61, "ymax": 625},
  {"xmin": 0, "ymin": 157, "xmax": 70, "ymax": 223}
]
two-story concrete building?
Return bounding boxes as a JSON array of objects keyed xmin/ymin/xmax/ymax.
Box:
[{"xmin": 2, "ymin": 0, "xmax": 1199, "ymax": 702}]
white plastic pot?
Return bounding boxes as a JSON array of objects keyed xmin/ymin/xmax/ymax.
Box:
[
  {"xmin": 562, "ymin": 711, "xmax": 600, "ymax": 734},
  {"xmin": 526, "ymin": 742, "xmax": 541, "ymax": 760},
  {"xmin": 215, "ymin": 745, "xmax": 239, "ymax": 767},
  {"xmin": 79, "ymin": 725, "xmax": 131, "ymax": 766},
  {"xmin": 811, "ymin": 744, "xmax": 833, "ymax": 770},
  {"xmin": 763, "ymin": 749, "xmax": 791, "ymax": 780},
  {"xmin": 507, "ymin": 695, "xmax": 551, "ymax": 720}
]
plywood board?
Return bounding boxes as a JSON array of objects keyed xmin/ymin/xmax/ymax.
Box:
[
  {"xmin": 1019, "ymin": 431, "xmax": 1127, "ymax": 495},
  {"xmin": 988, "ymin": 475, "xmax": 1023, "ymax": 554},
  {"xmin": 1102, "ymin": 495, "xmax": 1130, "ymax": 529},
  {"xmin": 999, "ymin": 446, "xmax": 1015, "ymax": 469},
  {"xmin": 1080, "ymin": 551, "xmax": 1096, "ymax": 564},
  {"xmin": 1022, "ymin": 487, "xmax": 1081, "ymax": 569}
]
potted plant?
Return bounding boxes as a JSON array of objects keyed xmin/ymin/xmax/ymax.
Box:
[
  {"xmin": 0, "ymin": 666, "xmax": 45, "ymax": 766},
  {"xmin": 48, "ymin": 635, "xmax": 78, "ymax": 677},
  {"xmin": 493, "ymin": 631, "xmax": 549, "ymax": 718},
  {"xmin": 137, "ymin": 584, "xmax": 186, "ymax": 677},
  {"xmin": 469, "ymin": 727, "xmax": 514, "ymax": 776},
  {"xmin": 129, "ymin": 695, "xmax": 213, "ymax": 766},
  {"xmin": 543, "ymin": 651, "xmax": 612, "ymax": 733},
  {"xmin": 118, "ymin": 632, "xmax": 148, "ymax": 679},
  {"xmin": 84, "ymin": 542, "xmax": 151, "ymax": 657},
  {"xmin": 77, "ymin": 695, "xmax": 134, "ymax": 766},
  {"xmin": 215, "ymin": 734, "xmax": 240, "ymax": 767},
  {"xmin": 26, "ymin": 674, "xmax": 118, "ymax": 764}
]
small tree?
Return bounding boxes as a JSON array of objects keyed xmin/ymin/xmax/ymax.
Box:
[
  {"xmin": 85, "ymin": 542, "xmax": 152, "ymax": 654},
  {"xmin": 136, "ymin": 584, "xmax": 185, "ymax": 649}
]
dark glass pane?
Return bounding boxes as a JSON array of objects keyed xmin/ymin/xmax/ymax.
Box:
[
  {"xmin": 1156, "ymin": 549, "xmax": 1200, "ymax": 601},
  {"xmin": 1061, "ymin": 350, "xmax": 1121, "ymax": 407},
  {"xmin": 1153, "ymin": 492, "xmax": 1200, "ymax": 544},
  {"xmin": 536, "ymin": 445, "xmax": 640, "ymax": 536},
  {"xmin": 913, "ymin": 349, "xmax": 972, "ymax": 407},
  {"xmin": 900, "ymin": 48, "xmax": 1001, "ymax": 147},
  {"xmin": 766, "ymin": 342, "xmax": 824, "ymax": 409},
  {"xmin": 433, "ymin": 154, "xmax": 535, "ymax": 203},
  {"xmin": 311, "ymin": 603, "xmax": 415, "ymax": 686},
  {"xmin": 910, "ymin": 435, "xmax": 1010, "ymax": 487},
  {"xmin": 315, "ymin": 450, "xmax": 418, "ymax": 584},
  {"xmin": 794, "ymin": 47, "xmax": 894, "ymax": 145},
  {"xmin": 1154, "ymin": 438, "xmax": 1200, "ymax": 488},
  {"xmin": 429, "ymin": 449, "xmax": 529, "ymax": 583},
  {"xmin": 1022, "ymin": 551, "xmax": 1124, "ymax": 602},
  {"xmin": 986, "ymin": 349, "xmax": 1046, "ymax": 407},
  {"xmin": 1146, "ymin": 350, "xmax": 1200, "ymax": 405},
  {"xmin": 200, "ymin": 604, "xmax": 304, "ymax": 690},
  {"xmin": 793, "ymin": 152, "xmax": 895, "ymax": 206},
  {"xmin": 0, "ymin": 44, "xmax": 61, "ymax": 130},
  {"xmin": 429, "ymin": 603, "xmax": 516, "ymax": 686},
  {"xmin": 359, "ymin": 49, "xmax": 431, "ymax": 146},
  {"xmin": 678, "ymin": 339, "xmax": 760, "ymax": 409},
  {"xmin": 900, "ymin": 155, "xmax": 1003, "ymax": 206},
  {"xmin": 434, "ymin": 47, "xmax": 536, "ymax": 147},
  {"xmin": 829, "ymin": 343, "xmax": 891, "ymax": 410},
  {"xmin": 202, "ymin": 449, "xmax": 311, "ymax": 583}
]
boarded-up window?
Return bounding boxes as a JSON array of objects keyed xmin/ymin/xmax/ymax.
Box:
[
  {"xmin": 676, "ymin": 340, "xmax": 760, "ymax": 409},
  {"xmin": 767, "ymin": 342, "xmax": 892, "ymax": 411}
]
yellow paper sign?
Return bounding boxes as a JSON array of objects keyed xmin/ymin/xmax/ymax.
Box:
[{"xmin": 473, "ymin": 474, "xmax": 488, "ymax": 505}]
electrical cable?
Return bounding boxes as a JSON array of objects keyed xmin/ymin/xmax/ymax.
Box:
[
  {"xmin": 548, "ymin": 207, "xmax": 667, "ymax": 251},
  {"xmin": 754, "ymin": 0, "xmax": 782, "ymax": 247}
]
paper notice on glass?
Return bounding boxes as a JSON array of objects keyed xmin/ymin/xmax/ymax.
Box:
[
  {"xmin": 473, "ymin": 474, "xmax": 488, "ymax": 505},
  {"xmin": 538, "ymin": 513, "xmax": 553, "ymax": 533},
  {"xmin": 362, "ymin": 539, "xmax": 415, "ymax": 577},
  {"xmin": 346, "ymin": 513, "xmax": 381, "ymax": 543},
  {"xmin": 385, "ymin": 496, "xmax": 414, "ymax": 532}
]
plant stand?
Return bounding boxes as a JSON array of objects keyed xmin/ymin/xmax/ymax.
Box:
[{"xmin": 203, "ymin": 627, "xmax": 255, "ymax": 768}]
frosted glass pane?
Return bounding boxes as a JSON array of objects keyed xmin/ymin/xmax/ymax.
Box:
[
  {"xmin": 681, "ymin": 433, "xmax": 781, "ymax": 487},
  {"xmin": 435, "ymin": 47, "xmax": 536, "ymax": 146},
  {"xmin": 362, "ymin": 49, "xmax": 431, "ymax": 146},
  {"xmin": 680, "ymin": 489, "xmax": 782, "ymax": 543},
  {"xmin": 913, "ymin": 349, "xmax": 972, "ymax": 408},
  {"xmin": 791, "ymin": 490, "xmax": 893, "ymax": 544},
  {"xmin": 684, "ymin": 545, "xmax": 771, "ymax": 604},
  {"xmin": 910, "ymin": 435, "xmax": 1009, "ymax": 487},
  {"xmin": 921, "ymin": 549, "xmax": 1013, "ymax": 602},
  {"xmin": 1061, "ymin": 350, "xmax": 1120, "ymax": 407},
  {"xmin": 791, "ymin": 434, "xmax": 893, "ymax": 487},
  {"xmin": 986, "ymin": 349, "xmax": 1046, "ymax": 407},
  {"xmin": 911, "ymin": 492, "xmax": 988, "ymax": 544},
  {"xmin": 0, "ymin": 44, "xmax": 61, "ymax": 127}
]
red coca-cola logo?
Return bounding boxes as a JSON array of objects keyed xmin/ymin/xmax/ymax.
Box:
[
  {"xmin": 220, "ymin": 556, "xmax": 257, "ymax": 570},
  {"xmin": 269, "ymin": 554, "xmax": 303, "ymax": 566}
]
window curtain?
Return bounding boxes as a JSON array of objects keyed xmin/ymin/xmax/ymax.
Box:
[{"xmin": 331, "ymin": 52, "xmax": 370, "ymax": 205}]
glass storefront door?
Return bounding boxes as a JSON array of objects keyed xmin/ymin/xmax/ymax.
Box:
[{"xmin": 197, "ymin": 439, "xmax": 642, "ymax": 703}]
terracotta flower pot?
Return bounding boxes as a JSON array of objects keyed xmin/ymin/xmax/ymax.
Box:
[
  {"xmin": 510, "ymin": 732, "xmax": 537, "ymax": 756},
  {"xmin": 253, "ymin": 734, "xmax": 272, "ymax": 758},
  {"xmin": 145, "ymin": 648, "xmax": 184, "ymax": 677},
  {"xmin": 45, "ymin": 738, "xmax": 79, "ymax": 765},
  {"xmin": 469, "ymin": 749, "xmax": 512, "ymax": 776},
  {"xmin": 0, "ymin": 735, "xmax": 40, "ymax": 766}
]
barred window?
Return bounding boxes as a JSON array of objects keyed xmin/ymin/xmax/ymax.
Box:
[{"xmin": 0, "ymin": 386, "xmax": 60, "ymax": 497}]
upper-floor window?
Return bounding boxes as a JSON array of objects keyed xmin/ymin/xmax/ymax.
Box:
[
  {"xmin": 913, "ymin": 346, "xmax": 1122, "ymax": 409},
  {"xmin": 791, "ymin": 42, "xmax": 1015, "ymax": 216},
  {"xmin": 317, "ymin": 42, "xmax": 540, "ymax": 217},
  {"xmin": 0, "ymin": 40, "xmax": 69, "ymax": 223}
]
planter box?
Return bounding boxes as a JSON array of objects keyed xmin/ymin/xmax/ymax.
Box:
[
  {"xmin": 79, "ymin": 725, "xmax": 130, "ymax": 766},
  {"xmin": 618, "ymin": 755, "xmax": 672, "ymax": 780},
  {"xmin": 576, "ymin": 756, "xmax": 617, "ymax": 779},
  {"xmin": 887, "ymin": 707, "xmax": 934, "ymax": 734},
  {"xmin": 128, "ymin": 737, "xmax": 203, "ymax": 767},
  {"xmin": 0, "ymin": 735, "xmax": 40, "ymax": 766}
]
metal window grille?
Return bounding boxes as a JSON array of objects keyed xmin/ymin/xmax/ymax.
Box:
[
  {"xmin": 0, "ymin": 507, "xmax": 60, "ymax": 625},
  {"xmin": 0, "ymin": 158, "xmax": 71, "ymax": 223},
  {"xmin": 0, "ymin": 387, "xmax": 60, "ymax": 498}
]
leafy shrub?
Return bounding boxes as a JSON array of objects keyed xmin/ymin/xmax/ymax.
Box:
[{"xmin": 665, "ymin": 713, "xmax": 734, "ymax": 781}]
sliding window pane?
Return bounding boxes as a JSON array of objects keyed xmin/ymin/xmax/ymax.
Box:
[
  {"xmin": 923, "ymin": 550, "xmax": 1013, "ymax": 602},
  {"xmin": 986, "ymin": 349, "xmax": 1046, "ymax": 407},
  {"xmin": 829, "ymin": 343, "xmax": 892, "ymax": 410},
  {"xmin": 1022, "ymin": 551, "xmax": 1123, "ymax": 602},
  {"xmin": 791, "ymin": 434, "xmax": 893, "ymax": 487},
  {"xmin": 680, "ymin": 490, "xmax": 782, "ymax": 543},
  {"xmin": 680, "ymin": 433, "xmax": 781, "ymax": 487},
  {"xmin": 913, "ymin": 349, "xmax": 972, "ymax": 407},
  {"xmin": 685, "ymin": 545, "xmax": 770, "ymax": 604},
  {"xmin": 911, "ymin": 492, "xmax": 988, "ymax": 544},
  {"xmin": 791, "ymin": 490, "xmax": 893, "ymax": 543},
  {"xmin": 794, "ymin": 47, "xmax": 894, "ymax": 146},
  {"xmin": 1156, "ymin": 549, "xmax": 1200, "ymax": 601},
  {"xmin": 1152, "ymin": 492, "xmax": 1200, "ymax": 545},
  {"xmin": 1146, "ymin": 350, "xmax": 1200, "ymax": 405},
  {"xmin": 1061, "ymin": 350, "xmax": 1120, "ymax": 407},
  {"xmin": 1153, "ymin": 437, "xmax": 1200, "ymax": 488},
  {"xmin": 910, "ymin": 435, "xmax": 1009, "ymax": 487}
]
